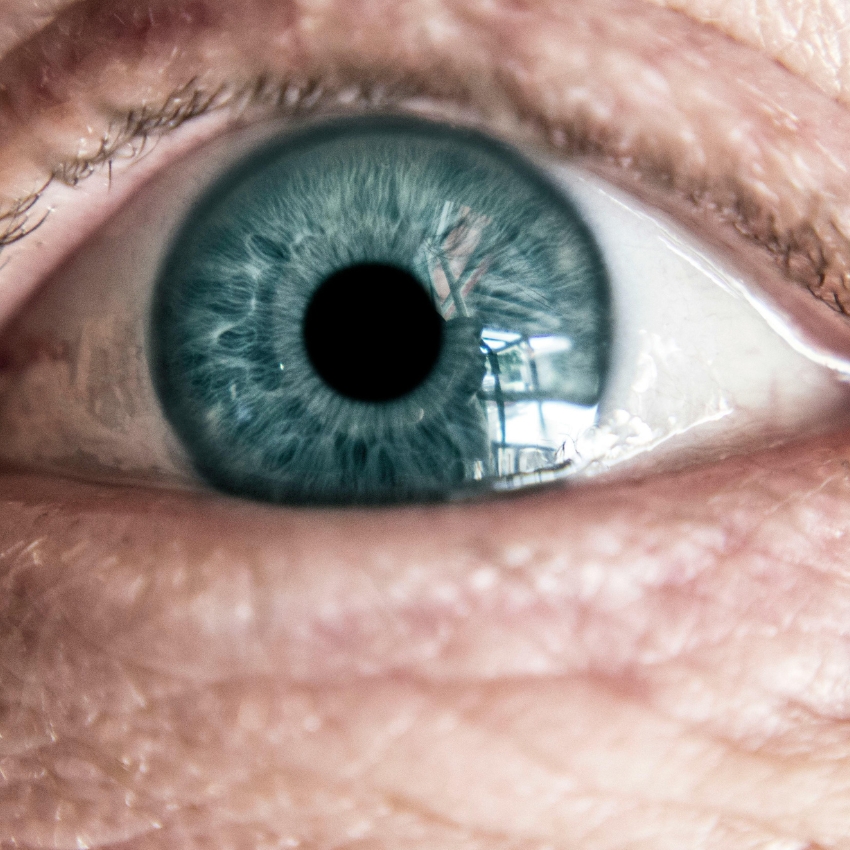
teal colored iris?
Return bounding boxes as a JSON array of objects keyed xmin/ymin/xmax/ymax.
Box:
[{"xmin": 150, "ymin": 116, "xmax": 611, "ymax": 504}]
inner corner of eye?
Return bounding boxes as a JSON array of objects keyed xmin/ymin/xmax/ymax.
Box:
[{"xmin": 3, "ymin": 114, "xmax": 843, "ymax": 507}]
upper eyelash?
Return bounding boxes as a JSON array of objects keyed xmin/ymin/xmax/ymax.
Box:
[
  {"xmin": 0, "ymin": 78, "xmax": 230, "ymax": 247},
  {"xmin": 0, "ymin": 65, "xmax": 844, "ymax": 324},
  {"xmin": 0, "ymin": 74, "xmax": 411, "ymax": 248},
  {"xmin": 0, "ymin": 184, "xmax": 50, "ymax": 247}
]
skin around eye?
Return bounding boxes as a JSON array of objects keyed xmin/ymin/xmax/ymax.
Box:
[
  {"xmin": 647, "ymin": 0, "xmax": 850, "ymax": 106},
  {"xmin": 3, "ymin": 435, "xmax": 850, "ymax": 846},
  {"xmin": 2, "ymin": 1, "xmax": 850, "ymax": 849}
]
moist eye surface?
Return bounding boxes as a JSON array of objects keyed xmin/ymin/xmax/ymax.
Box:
[{"xmin": 149, "ymin": 116, "xmax": 612, "ymax": 505}]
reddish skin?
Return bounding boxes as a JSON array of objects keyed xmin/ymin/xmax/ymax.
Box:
[{"xmin": 1, "ymin": 0, "xmax": 850, "ymax": 848}]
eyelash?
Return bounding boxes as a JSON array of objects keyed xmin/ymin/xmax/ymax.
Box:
[
  {"xmin": 3, "ymin": 59, "xmax": 843, "ymax": 347},
  {"xmin": 2, "ymin": 73, "xmax": 455, "ymax": 247},
  {"xmin": 0, "ymin": 68, "xmax": 773, "ymax": 262},
  {"xmin": 0, "ymin": 78, "xmax": 231, "ymax": 247}
]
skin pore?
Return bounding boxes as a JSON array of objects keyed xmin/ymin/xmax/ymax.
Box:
[{"xmin": 2, "ymin": 1, "xmax": 850, "ymax": 848}]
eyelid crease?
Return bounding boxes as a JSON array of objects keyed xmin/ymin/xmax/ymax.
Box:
[
  {"xmin": 646, "ymin": 0, "xmax": 850, "ymax": 107},
  {"xmin": 2, "ymin": 0, "xmax": 850, "ymax": 319}
]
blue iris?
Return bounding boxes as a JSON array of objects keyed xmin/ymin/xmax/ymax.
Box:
[{"xmin": 150, "ymin": 116, "xmax": 611, "ymax": 504}]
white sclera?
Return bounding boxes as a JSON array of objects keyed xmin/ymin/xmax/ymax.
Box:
[
  {"xmin": 544, "ymin": 167, "xmax": 850, "ymax": 481},
  {"xmin": 0, "ymin": 122, "xmax": 846, "ymax": 490}
]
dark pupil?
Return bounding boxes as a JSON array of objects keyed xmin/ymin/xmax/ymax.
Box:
[{"xmin": 303, "ymin": 263, "xmax": 444, "ymax": 402}]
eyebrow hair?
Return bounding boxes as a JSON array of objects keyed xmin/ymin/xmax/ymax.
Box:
[{"xmin": 2, "ymin": 0, "xmax": 850, "ymax": 323}]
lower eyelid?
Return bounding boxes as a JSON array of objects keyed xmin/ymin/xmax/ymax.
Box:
[{"xmin": 2, "ymin": 428, "xmax": 848, "ymax": 688}]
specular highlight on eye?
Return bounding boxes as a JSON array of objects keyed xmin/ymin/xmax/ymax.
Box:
[{"xmin": 149, "ymin": 116, "xmax": 612, "ymax": 505}]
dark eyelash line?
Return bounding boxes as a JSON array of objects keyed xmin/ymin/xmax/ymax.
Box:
[{"xmin": 0, "ymin": 182, "xmax": 50, "ymax": 247}]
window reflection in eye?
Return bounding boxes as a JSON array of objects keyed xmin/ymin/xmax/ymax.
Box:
[{"xmin": 0, "ymin": 111, "xmax": 846, "ymax": 503}]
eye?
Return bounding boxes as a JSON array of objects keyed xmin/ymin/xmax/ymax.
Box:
[
  {"xmin": 0, "ymin": 111, "xmax": 847, "ymax": 505},
  {"xmin": 151, "ymin": 116, "xmax": 610, "ymax": 504}
]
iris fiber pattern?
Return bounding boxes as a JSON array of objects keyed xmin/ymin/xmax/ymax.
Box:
[{"xmin": 150, "ymin": 117, "xmax": 611, "ymax": 504}]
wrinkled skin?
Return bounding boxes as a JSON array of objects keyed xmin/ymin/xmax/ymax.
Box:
[{"xmin": 2, "ymin": 1, "xmax": 850, "ymax": 848}]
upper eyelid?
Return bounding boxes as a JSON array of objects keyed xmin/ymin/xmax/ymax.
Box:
[
  {"xmin": 2, "ymin": 0, "xmax": 850, "ymax": 320},
  {"xmin": 647, "ymin": 0, "xmax": 850, "ymax": 106}
]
